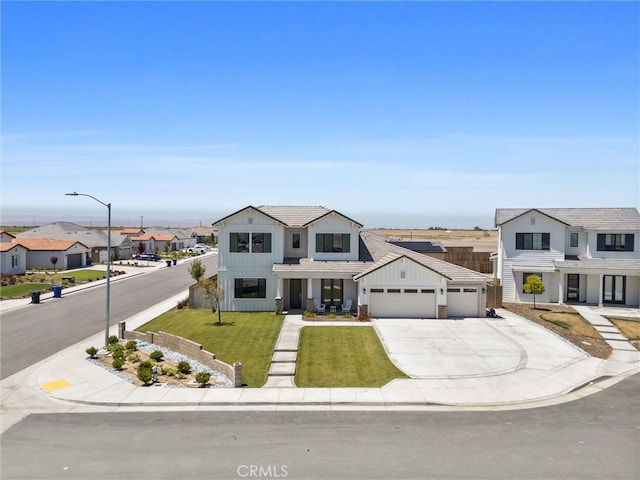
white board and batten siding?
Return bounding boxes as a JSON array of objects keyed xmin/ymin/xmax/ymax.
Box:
[
  {"xmin": 359, "ymin": 256, "xmax": 445, "ymax": 318},
  {"xmin": 498, "ymin": 211, "xmax": 566, "ymax": 303},
  {"xmin": 307, "ymin": 213, "xmax": 361, "ymax": 262},
  {"xmin": 216, "ymin": 208, "xmax": 284, "ymax": 312}
]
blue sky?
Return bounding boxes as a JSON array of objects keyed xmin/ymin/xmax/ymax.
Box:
[{"xmin": 2, "ymin": 1, "xmax": 638, "ymax": 228}]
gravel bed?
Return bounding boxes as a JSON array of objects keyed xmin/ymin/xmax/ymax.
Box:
[{"xmin": 86, "ymin": 340, "xmax": 233, "ymax": 388}]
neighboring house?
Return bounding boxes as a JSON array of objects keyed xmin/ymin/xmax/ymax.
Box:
[
  {"xmin": 18, "ymin": 222, "xmax": 133, "ymax": 262},
  {"xmin": 129, "ymin": 228, "xmax": 196, "ymax": 253},
  {"xmin": 186, "ymin": 225, "xmax": 218, "ymax": 245},
  {"xmin": 213, "ymin": 206, "xmax": 489, "ymax": 318},
  {"xmin": 12, "ymin": 238, "xmax": 90, "ymax": 270},
  {"xmin": 494, "ymin": 208, "xmax": 640, "ymax": 307},
  {"xmin": 0, "ymin": 232, "xmax": 27, "ymax": 275}
]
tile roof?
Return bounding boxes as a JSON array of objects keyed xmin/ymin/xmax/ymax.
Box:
[
  {"xmin": 257, "ymin": 206, "xmax": 334, "ymax": 227},
  {"xmin": 273, "ymin": 258, "xmax": 370, "ymax": 275},
  {"xmin": 0, "ymin": 242, "xmax": 25, "ymax": 252},
  {"xmin": 13, "ymin": 238, "xmax": 86, "ymax": 251},
  {"xmin": 213, "ymin": 205, "xmax": 363, "ymax": 228},
  {"xmin": 356, "ymin": 231, "xmax": 489, "ymax": 283},
  {"xmin": 494, "ymin": 208, "xmax": 640, "ymax": 230},
  {"xmin": 554, "ymin": 257, "xmax": 640, "ymax": 272},
  {"xmin": 17, "ymin": 222, "xmax": 111, "ymax": 247}
]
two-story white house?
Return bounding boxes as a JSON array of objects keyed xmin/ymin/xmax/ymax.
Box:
[
  {"xmin": 214, "ymin": 206, "xmax": 489, "ymax": 318},
  {"xmin": 494, "ymin": 208, "xmax": 640, "ymax": 307}
]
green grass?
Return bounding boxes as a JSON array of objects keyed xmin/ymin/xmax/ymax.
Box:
[
  {"xmin": 0, "ymin": 270, "xmax": 108, "ymax": 299},
  {"xmin": 295, "ymin": 326, "xmax": 407, "ymax": 387},
  {"xmin": 136, "ymin": 310, "xmax": 284, "ymax": 387},
  {"xmin": 0, "ymin": 283, "xmax": 52, "ymax": 299}
]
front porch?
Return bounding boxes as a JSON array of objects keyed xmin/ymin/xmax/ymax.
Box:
[{"xmin": 272, "ymin": 258, "xmax": 368, "ymax": 315}]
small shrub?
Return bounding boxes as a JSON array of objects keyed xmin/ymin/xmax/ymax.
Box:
[
  {"xmin": 108, "ymin": 335, "xmax": 119, "ymax": 345},
  {"xmin": 177, "ymin": 298, "xmax": 189, "ymax": 309},
  {"xmin": 86, "ymin": 346, "xmax": 98, "ymax": 359},
  {"xmin": 177, "ymin": 361, "xmax": 191, "ymax": 374},
  {"xmin": 162, "ymin": 367, "xmax": 177, "ymax": 377},
  {"xmin": 195, "ymin": 372, "xmax": 211, "ymax": 387},
  {"xmin": 112, "ymin": 357, "xmax": 125, "ymax": 370},
  {"xmin": 112, "ymin": 349, "xmax": 125, "ymax": 361},
  {"xmin": 107, "ymin": 342, "xmax": 124, "ymax": 354},
  {"xmin": 139, "ymin": 360, "xmax": 153, "ymax": 369},
  {"xmin": 303, "ymin": 311, "xmax": 316, "ymax": 318},
  {"xmin": 137, "ymin": 365, "xmax": 153, "ymax": 385},
  {"xmin": 149, "ymin": 350, "xmax": 164, "ymax": 362},
  {"xmin": 127, "ymin": 352, "xmax": 140, "ymax": 363},
  {"xmin": 344, "ymin": 312, "xmax": 353, "ymax": 319},
  {"xmin": 327, "ymin": 313, "xmax": 337, "ymax": 319},
  {"xmin": 125, "ymin": 340, "xmax": 138, "ymax": 351}
]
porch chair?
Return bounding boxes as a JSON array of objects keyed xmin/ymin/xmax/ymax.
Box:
[
  {"xmin": 341, "ymin": 298, "xmax": 353, "ymax": 314},
  {"xmin": 315, "ymin": 301, "xmax": 326, "ymax": 314}
]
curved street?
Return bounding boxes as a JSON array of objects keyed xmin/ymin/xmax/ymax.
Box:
[{"xmin": 0, "ymin": 254, "xmax": 218, "ymax": 379}]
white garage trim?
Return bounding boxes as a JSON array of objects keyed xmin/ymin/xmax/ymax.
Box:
[{"xmin": 369, "ymin": 287, "xmax": 437, "ymax": 318}]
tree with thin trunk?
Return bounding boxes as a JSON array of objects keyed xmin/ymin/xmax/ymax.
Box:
[
  {"xmin": 523, "ymin": 274, "xmax": 545, "ymax": 309},
  {"xmin": 50, "ymin": 256, "xmax": 58, "ymax": 271},
  {"xmin": 200, "ymin": 277, "xmax": 225, "ymax": 326}
]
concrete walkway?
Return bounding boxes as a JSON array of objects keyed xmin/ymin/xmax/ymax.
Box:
[{"xmin": 572, "ymin": 305, "xmax": 639, "ymax": 352}]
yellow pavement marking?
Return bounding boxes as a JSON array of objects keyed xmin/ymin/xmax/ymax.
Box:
[{"xmin": 41, "ymin": 379, "xmax": 71, "ymax": 392}]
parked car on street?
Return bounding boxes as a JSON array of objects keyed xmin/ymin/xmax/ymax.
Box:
[
  {"xmin": 135, "ymin": 253, "xmax": 162, "ymax": 261},
  {"xmin": 186, "ymin": 243, "xmax": 210, "ymax": 254}
]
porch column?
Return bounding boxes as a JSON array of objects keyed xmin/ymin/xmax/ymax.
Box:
[
  {"xmin": 306, "ymin": 278, "xmax": 314, "ymax": 312},
  {"xmin": 598, "ymin": 273, "xmax": 604, "ymax": 307},
  {"xmin": 558, "ymin": 273, "xmax": 565, "ymax": 304},
  {"xmin": 276, "ymin": 277, "xmax": 283, "ymax": 298}
]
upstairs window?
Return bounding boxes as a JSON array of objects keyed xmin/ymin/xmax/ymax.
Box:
[
  {"xmin": 230, "ymin": 232, "xmax": 271, "ymax": 253},
  {"xmin": 292, "ymin": 232, "xmax": 301, "ymax": 249},
  {"xmin": 570, "ymin": 232, "xmax": 579, "ymax": 248},
  {"xmin": 597, "ymin": 234, "xmax": 634, "ymax": 252},
  {"xmin": 316, "ymin": 233, "xmax": 350, "ymax": 253},
  {"xmin": 516, "ymin": 233, "xmax": 550, "ymax": 250}
]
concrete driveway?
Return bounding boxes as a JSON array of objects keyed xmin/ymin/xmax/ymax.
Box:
[{"xmin": 372, "ymin": 314, "xmax": 589, "ymax": 379}]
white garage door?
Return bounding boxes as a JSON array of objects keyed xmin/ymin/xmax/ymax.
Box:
[
  {"xmin": 447, "ymin": 287, "xmax": 480, "ymax": 317},
  {"xmin": 369, "ymin": 288, "xmax": 436, "ymax": 318}
]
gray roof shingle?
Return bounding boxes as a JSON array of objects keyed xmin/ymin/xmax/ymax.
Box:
[
  {"xmin": 356, "ymin": 231, "xmax": 489, "ymax": 283},
  {"xmin": 494, "ymin": 208, "xmax": 640, "ymax": 230}
]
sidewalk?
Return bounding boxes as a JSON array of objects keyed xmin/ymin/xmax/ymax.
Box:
[{"xmin": 2, "ymin": 286, "xmax": 639, "ymax": 434}]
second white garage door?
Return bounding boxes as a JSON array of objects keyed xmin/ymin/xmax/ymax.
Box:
[
  {"xmin": 447, "ymin": 287, "xmax": 480, "ymax": 317},
  {"xmin": 369, "ymin": 288, "xmax": 437, "ymax": 318}
]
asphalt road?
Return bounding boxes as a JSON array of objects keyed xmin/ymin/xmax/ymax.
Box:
[
  {"xmin": 0, "ymin": 254, "xmax": 218, "ymax": 379},
  {"xmin": 1, "ymin": 374, "xmax": 638, "ymax": 480}
]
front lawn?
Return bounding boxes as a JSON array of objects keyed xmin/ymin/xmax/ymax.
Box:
[
  {"xmin": 295, "ymin": 326, "xmax": 407, "ymax": 387},
  {"xmin": 0, "ymin": 283, "xmax": 52, "ymax": 299},
  {"xmin": 0, "ymin": 269, "xmax": 110, "ymax": 299},
  {"xmin": 504, "ymin": 303, "xmax": 612, "ymax": 359},
  {"xmin": 136, "ymin": 310, "xmax": 284, "ymax": 387}
]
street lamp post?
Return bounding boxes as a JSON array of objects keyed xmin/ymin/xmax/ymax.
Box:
[{"xmin": 65, "ymin": 192, "xmax": 111, "ymax": 347}]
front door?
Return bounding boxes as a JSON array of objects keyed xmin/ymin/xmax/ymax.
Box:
[
  {"xmin": 603, "ymin": 275, "xmax": 625, "ymax": 304},
  {"xmin": 290, "ymin": 279, "xmax": 303, "ymax": 309},
  {"xmin": 567, "ymin": 274, "xmax": 580, "ymax": 302}
]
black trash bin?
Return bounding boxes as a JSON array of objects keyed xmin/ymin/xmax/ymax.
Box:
[{"xmin": 31, "ymin": 291, "xmax": 41, "ymax": 304}]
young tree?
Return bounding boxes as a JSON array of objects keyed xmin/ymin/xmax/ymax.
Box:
[
  {"xmin": 200, "ymin": 277, "xmax": 225, "ymax": 326},
  {"xmin": 523, "ymin": 274, "xmax": 545, "ymax": 308},
  {"xmin": 50, "ymin": 256, "xmax": 58, "ymax": 271},
  {"xmin": 188, "ymin": 259, "xmax": 206, "ymax": 283}
]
